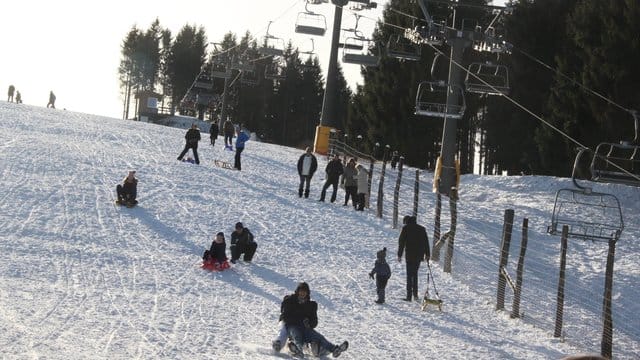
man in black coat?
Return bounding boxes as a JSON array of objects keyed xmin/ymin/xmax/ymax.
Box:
[
  {"xmin": 319, "ymin": 154, "xmax": 344, "ymax": 203},
  {"xmin": 177, "ymin": 124, "xmax": 201, "ymax": 164},
  {"xmin": 210, "ymin": 121, "xmax": 219, "ymax": 147},
  {"xmin": 297, "ymin": 147, "xmax": 318, "ymax": 198},
  {"xmin": 280, "ymin": 282, "xmax": 348, "ymax": 358},
  {"xmin": 230, "ymin": 222, "xmax": 257, "ymax": 263},
  {"xmin": 397, "ymin": 215, "xmax": 430, "ymax": 301}
]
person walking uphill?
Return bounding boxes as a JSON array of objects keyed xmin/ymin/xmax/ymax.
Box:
[
  {"xmin": 230, "ymin": 222, "xmax": 257, "ymax": 263},
  {"xmin": 341, "ymin": 158, "xmax": 357, "ymax": 207},
  {"xmin": 397, "ymin": 215, "xmax": 430, "ymax": 301},
  {"xmin": 223, "ymin": 119, "xmax": 234, "ymax": 149},
  {"xmin": 47, "ymin": 91, "xmax": 56, "ymax": 108},
  {"xmin": 319, "ymin": 154, "xmax": 344, "ymax": 203},
  {"xmin": 280, "ymin": 282, "xmax": 349, "ymax": 358},
  {"xmin": 209, "ymin": 121, "xmax": 219, "ymax": 147},
  {"xmin": 297, "ymin": 147, "xmax": 318, "ymax": 198},
  {"xmin": 7, "ymin": 85, "xmax": 15, "ymax": 102},
  {"xmin": 177, "ymin": 124, "xmax": 201, "ymax": 164},
  {"xmin": 234, "ymin": 128, "xmax": 249, "ymax": 170}
]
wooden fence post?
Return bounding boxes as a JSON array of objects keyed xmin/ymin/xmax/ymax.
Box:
[
  {"xmin": 601, "ymin": 237, "xmax": 617, "ymax": 359},
  {"xmin": 431, "ymin": 190, "xmax": 442, "ymax": 261},
  {"xmin": 392, "ymin": 157, "xmax": 404, "ymax": 229},
  {"xmin": 376, "ymin": 157, "xmax": 387, "ymax": 218},
  {"xmin": 554, "ymin": 225, "xmax": 569, "ymax": 338},
  {"xmin": 367, "ymin": 159, "xmax": 374, "ymax": 209},
  {"xmin": 443, "ymin": 188, "xmax": 458, "ymax": 273},
  {"xmin": 496, "ymin": 209, "xmax": 514, "ymax": 311},
  {"xmin": 412, "ymin": 170, "xmax": 419, "ymax": 217},
  {"xmin": 511, "ymin": 218, "xmax": 528, "ymax": 318}
]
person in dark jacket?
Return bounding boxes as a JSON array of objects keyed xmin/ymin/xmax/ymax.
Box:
[
  {"xmin": 397, "ymin": 215, "xmax": 430, "ymax": 301},
  {"xmin": 341, "ymin": 158, "xmax": 358, "ymax": 207},
  {"xmin": 7, "ymin": 85, "xmax": 15, "ymax": 102},
  {"xmin": 278, "ymin": 282, "xmax": 349, "ymax": 358},
  {"xmin": 369, "ymin": 247, "xmax": 391, "ymax": 304},
  {"xmin": 15, "ymin": 91, "xmax": 22, "ymax": 104},
  {"xmin": 230, "ymin": 222, "xmax": 257, "ymax": 263},
  {"xmin": 177, "ymin": 124, "xmax": 201, "ymax": 164},
  {"xmin": 297, "ymin": 147, "xmax": 318, "ymax": 198},
  {"xmin": 203, "ymin": 232, "xmax": 227, "ymax": 263},
  {"xmin": 234, "ymin": 128, "xmax": 249, "ymax": 170},
  {"xmin": 116, "ymin": 170, "xmax": 138, "ymax": 205},
  {"xmin": 390, "ymin": 151, "xmax": 399, "ymax": 169},
  {"xmin": 47, "ymin": 91, "xmax": 56, "ymax": 108},
  {"xmin": 319, "ymin": 154, "xmax": 344, "ymax": 203},
  {"xmin": 223, "ymin": 119, "xmax": 234, "ymax": 148},
  {"xmin": 210, "ymin": 121, "xmax": 219, "ymax": 147}
]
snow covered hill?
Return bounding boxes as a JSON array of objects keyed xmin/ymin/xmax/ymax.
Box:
[{"xmin": 0, "ymin": 102, "xmax": 637, "ymax": 359}]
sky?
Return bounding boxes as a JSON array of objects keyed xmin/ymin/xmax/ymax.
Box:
[{"xmin": 0, "ymin": 101, "xmax": 638, "ymax": 358}]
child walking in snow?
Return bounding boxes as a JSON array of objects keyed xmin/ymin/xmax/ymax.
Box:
[{"xmin": 369, "ymin": 247, "xmax": 391, "ymax": 304}]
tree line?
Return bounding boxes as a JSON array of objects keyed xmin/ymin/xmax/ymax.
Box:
[{"xmin": 118, "ymin": 0, "xmax": 640, "ymax": 177}]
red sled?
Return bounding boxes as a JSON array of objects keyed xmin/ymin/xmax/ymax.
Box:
[{"xmin": 201, "ymin": 259, "xmax": 230, "ymax": 271}]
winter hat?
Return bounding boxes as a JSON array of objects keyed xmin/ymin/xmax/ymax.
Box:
[
  {"xmin": 376, "ymin": 247, "xmax": 387, "ymax": 261},
  {"xmin": 402, "ymin": 215, "xmax": 411, "ymax": 225},
  {"xmin": 235, "ymin": 222, "xmax": 243, "ymax": 229},
  {"xmin": 216, "ymin": 232, "xmax": 225, "ymax": 238}
]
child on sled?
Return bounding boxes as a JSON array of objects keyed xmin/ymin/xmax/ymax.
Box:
[{"xmin": 202, "ymin": 232, "xmax": 230, "ymax": 271}]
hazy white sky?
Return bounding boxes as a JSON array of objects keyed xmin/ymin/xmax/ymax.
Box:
[{"xmin": 0, "ymin": 0, "xmax": 388, "ymax": 118}]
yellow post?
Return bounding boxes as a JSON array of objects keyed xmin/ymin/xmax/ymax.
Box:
[{"xmin": 313, "ymin": 125, "xmax": 334, "ymax": 154}]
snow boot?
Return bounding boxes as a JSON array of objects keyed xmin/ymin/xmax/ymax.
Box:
[
  {"xmin": 288, "ymin": 341, "xmax": 304, "ymax": 358},
  {"xmin": 332, "ymin": 341, "xmax": 348, "ymax": 358},
  {"xmin": 271, "ymin": 339, "xmax": 282, "ymax": 353}
]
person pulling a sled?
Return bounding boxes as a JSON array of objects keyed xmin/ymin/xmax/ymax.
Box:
[
  {"xmin": 202, "ymin": 232, "xmax": 230, "ymax": 271},
  {"xmin": 116, "ymin": 170, "xmax": 138, "ymax": 206},
  {"xmin": 397, "ymin": 215, "xmax": 430, "ymax": 301},
  {"xmin": 273, "ymin": 282, "xmax": 348, "ymax": 358}
]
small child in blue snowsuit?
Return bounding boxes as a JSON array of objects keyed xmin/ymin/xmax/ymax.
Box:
[{"xmin": 369, "ymin": 247, "xmax": 391, "ymax": 304}]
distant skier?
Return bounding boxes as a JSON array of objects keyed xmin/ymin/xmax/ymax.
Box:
[
  {"xmin": 210, "ymin": 121, "xmax": 219, "ymax": 147},
  {"xmin": 223, "ymin": 119, "xmax": 234, "ymax": 149},
  {"xmin": 369, "ymin": 247, "xmax": 391, "ymax": 304},
  {"xmin": 15, "ymin": 91, "xmax": 22, "ymax": 104},
  {"xmin": 397, "ymin": 215, "xmax": 430, "ymax": 301},
  {"xmin": 177, "ymin": 124, "xmax": 201, "ymax": 165},
  {"xmin": 297, "ymin": 147, "xmax": 318, "ymax": 198},
  {"xmin": 47, "ymin": 91, "xmax": 56, "ymax": 108},
  {"xmin": 276, "ymin": 282, "xmax": 349, "ymax": 358},
  {"xmin": 319, "ymin": 154, "xmax": 344, "ymax": 203},
  {"xmin": 116, "ymin": 170, "xmax": 138, "ymax": 206},
  {"xmin": 229, "ymin": 222, "xmax": 257, "ymax": 264},
  {"xmin": 7, "ymin": 85, "xmax": 15, "ymax": 102},
  {"xmin": 234, "ymin": 127, "xmax": 249, "ymax": 171}
]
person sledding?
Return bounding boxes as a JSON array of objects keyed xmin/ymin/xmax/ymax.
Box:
[
  {"xmin": 273, "ymin": 282, "xmax": 348, "ymax": 358},
  {"xmin": 115, "ymin": 170, "xmax": 138, "ymax": 207},
  {"xmin": 202, "ymin": 232, "xmax": 230, "ymax": 271}
]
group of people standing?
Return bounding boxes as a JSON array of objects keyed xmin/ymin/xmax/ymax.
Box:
[
  {"xmin": 296, "ymin": 148, "xmax": 370, "ymax": 211},
  {"xmin": 176, "ymin": 120, "xmax": 249, "ymax": 170},
  {"xmin": 5, "ymin": 85, "xmax": 56, "ymax": 108}
]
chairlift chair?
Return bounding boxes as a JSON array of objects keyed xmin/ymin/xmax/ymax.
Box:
[
  {"xmin": 259, "ymin": 21, "xmax": 285, "ymax": 56},
  {"xmin": 193, "ymin": 73, "xmax": 214, "ymax": 91},
  {"xmin": 240, "ymin": 70, "xmax": 260, "ymax": 86},
  {"xmin": 414, "ymin": 81, "xmax": 466, "ymax": 119},
  {"xmin": 264, "ymin": 58, "xmax": 287, "ymax": 81},
  {"xmin": 295, "ymin": 4, "xmax": 327, "ymax": 37},
  {"xmin": 464, "ymin": 62, "xmax": 510, "ymax": 96},
  {"xmin": 211, "ymin": 56, "xmax": 232, "ymax": 79},
  {"xmin": 548, "ymin": 148, "xmax": 624, "ymax": 241},
  {"xmin": 230, "ymin": 54, "xmax": 255, "ymax": 72},
  {"xmin": 404, "ymin": 21, "xmax": 445, "ymax": 46},
  {"xmin": 589, "ymin": 110, "xmax": 640, "ymax": 186},
  {"xmin": 386, "ymin": 34, "xmax": 421, "ymax": 61},
  {"xmin": 342, "ymin": 37, "xmax": 379, "ymax": 67}
]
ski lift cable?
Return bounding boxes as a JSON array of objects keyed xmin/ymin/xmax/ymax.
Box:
[{"xmin": 359, "ymin": 7, "xmax": 640, "ymax": 182}]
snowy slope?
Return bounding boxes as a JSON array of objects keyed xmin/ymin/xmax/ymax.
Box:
[{"xmin": 0, "ymin": 102, "xmax": 637, "ymax": 359}]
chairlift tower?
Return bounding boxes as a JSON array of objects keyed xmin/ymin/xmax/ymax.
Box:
[
  {"xmin": 315, "ymin": 0, "xmax": 377, "ymax": 153},
  {"xmin": 411, "ymin": 0, "xmax": 510, "ymax": 196}
]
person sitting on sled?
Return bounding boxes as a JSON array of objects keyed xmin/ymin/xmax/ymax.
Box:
[
  {"xmin": 273, "ymin": 282, "xmax": 348, "ymax": 358},
  {"xmin": 202, "ymin": 232, "xmax": 230, "ymax": 270},
  {"xmin": 116, "ymin": 170, "xmax": 138, "ymax": 205}
]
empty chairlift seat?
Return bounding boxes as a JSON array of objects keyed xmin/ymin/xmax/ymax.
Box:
[
  {"xmin": 414, "ymin": 81, "xmax": 466, "ymax": 119},
  {"xmin": 465, "ymin": 62, "xmax": 510, "ymax": 96},
  {"xmin": 386, "ymin": 34, "xmax": 421, "ymax": 61},
  {"xmin": 342, "ymin": 37, "xmax": 379, "ymax": 67},
  {"xmin": 295, "ymin": 11, "xmax": 327, "ymax": 36}
]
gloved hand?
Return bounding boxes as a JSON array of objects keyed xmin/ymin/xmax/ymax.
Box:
[
  {"xmin": 303, "ymin": 318, "xmax": 310, "ymax": 328},
  {"xmin": 369, "ymin": 272, "xmax": 374, "ymax": 280}
]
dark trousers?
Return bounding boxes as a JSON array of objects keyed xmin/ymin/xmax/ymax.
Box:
[
  {"xmin": 234, "ymin": 147, "xmax": 244, "ymax": 170},
  {"xmin": 320, "ymin": 179, "xmax": 339, "ymax": 202},
  {"xmin": 224, "ymin": 133, "xmax": 233, "ymax": 147},
  {"xmin": 344, "ymin": 186, "xmax": 357, "ymax": 206},
  {"xmin": 116, "ymin": 185, "xmax": 136, "ymax": 201},
  {"xmin": 376, "ymin": 276, "xmax": 389, "ymax": 302},
  {"xmin": 356, "ymin": 193, "xmax": 366, "ymax": 211},
  {"xmin": 178, "ymin": 144, "xmax": 200, "ymax": 164},
  {"xmin": 210, "ymin": 136, "xmax": 216, "ymax": 147},
  {"xmin": 405, "ymin": 261, "xmax": 421, "ymax": 299},
  {"xmin": 298, "ymin": 175, "xmax": 312, "ymax": 198},
  {"xmin": 231, "ymin": 242, "xmax": 257, "ymax": 261}
]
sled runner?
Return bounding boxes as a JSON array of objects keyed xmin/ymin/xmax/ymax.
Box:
[
  {"xmin": 214, "ymin": 159, "xmax": 236, "ymax": 170},
  {"xmin": 421, "ymin": 261, "xmax": 443, "ymax": 311}
]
